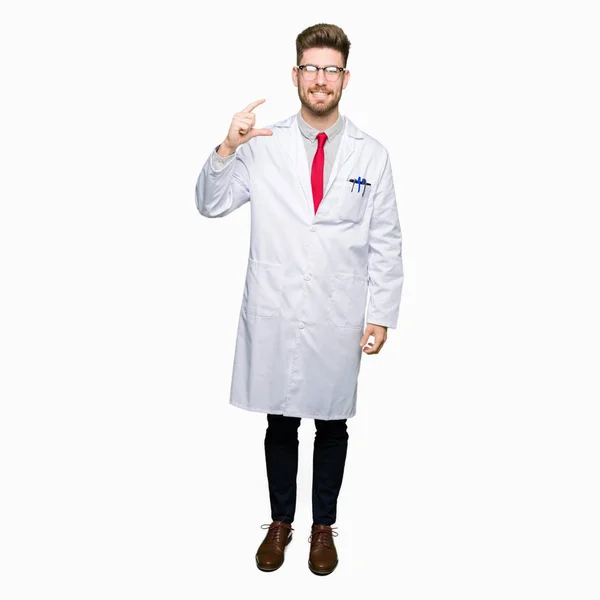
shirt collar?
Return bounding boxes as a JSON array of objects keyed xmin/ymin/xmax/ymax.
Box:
[{"xmin": 296, "ymin": 109, "xmax": 345, "ymax": 143}]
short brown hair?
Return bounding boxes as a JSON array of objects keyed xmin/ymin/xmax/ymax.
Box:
[{"xmin": 296, "ymin": 23, "xmax": 351, "ymax": 68}]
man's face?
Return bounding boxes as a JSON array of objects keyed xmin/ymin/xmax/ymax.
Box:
[{"xmin": 292, "ymin": 47, "xmax": 350, "ymax": 117}]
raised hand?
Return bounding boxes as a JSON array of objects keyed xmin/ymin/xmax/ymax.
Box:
[{"xmin": 219, "ymin": 99, "xmax": 273, "ymax": 155}]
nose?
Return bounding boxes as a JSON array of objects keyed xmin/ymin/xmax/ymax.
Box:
[{"xmin": 315, "ymin": 68, "xmax": 327, "ymax": 85}]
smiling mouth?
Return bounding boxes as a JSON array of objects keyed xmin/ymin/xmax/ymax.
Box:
[{"xmin": 311, "ymin": 91, "xmax": 330, "ymax": 99}]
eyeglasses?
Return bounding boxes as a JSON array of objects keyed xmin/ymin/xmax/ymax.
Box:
[{"xmin": 297, "ymin": 64, "xmax": 346, "ymax": 82}]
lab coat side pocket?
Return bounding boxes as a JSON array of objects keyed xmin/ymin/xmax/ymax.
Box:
[
  {"xmin": 337, "ymin": 184, "xmax": 371, "ymax": 223},
  {"xmin": 327, "ymin": 272, "xmax": 369, "ymax": 329},
  {"xmin": 243, "ymin": 258, "xmax": 282, "ymax": 318}
]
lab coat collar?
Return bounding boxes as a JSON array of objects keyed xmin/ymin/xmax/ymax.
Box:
[
  {"xmin": 271, "ymin": 112, "xmax": 364, "ymax": 221},
  {"xmin": 272, "ymin": 112, "xmax": 364, "ymax": 139}
]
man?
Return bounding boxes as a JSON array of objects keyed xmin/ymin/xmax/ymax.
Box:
[{"xmin": 195, "ymin": 23, "xmax": 403, "ymax": 575}]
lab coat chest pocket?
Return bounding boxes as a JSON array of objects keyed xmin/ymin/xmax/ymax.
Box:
[
  {"xmin": 243, "ymin": 258, "xmax": 282, "ymax": 317},
  {"xmin": 327, "ymin": 272, "xmax": 368, "ymax": 329},
  {"xmin": 337, "ymin": 182, "xmax": 371, "ymax": 223}
]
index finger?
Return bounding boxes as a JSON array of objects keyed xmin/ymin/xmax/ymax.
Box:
[{"xmin": 242, "ymin": 98, "xmax": 266, "ymax": 113}]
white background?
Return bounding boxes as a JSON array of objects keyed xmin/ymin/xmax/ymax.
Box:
[{"xmin": 1, "ymin": 1, "xmax": 599, "ymax": 598}]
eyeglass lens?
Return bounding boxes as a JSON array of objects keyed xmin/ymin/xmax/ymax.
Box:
[{"xmin": 301, "ymin": 66, "xmax": 342, "ymax": 81}]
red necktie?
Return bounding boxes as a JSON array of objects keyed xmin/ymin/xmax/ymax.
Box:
[{"xmin": 311, "ymin": 132, "xmax": 328, "ymax": 214}]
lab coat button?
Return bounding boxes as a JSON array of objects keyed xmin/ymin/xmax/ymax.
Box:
[
  {"xmin": 304, "ymin": 273, "xmax": 312, "ymax": 280},
  {"xmin": 298, "ymin": 322, "xmax": 305, "ymax": 329},
  {"xmin": 309, "ymin": 225, "xmax": 316, "ymax": 231}
]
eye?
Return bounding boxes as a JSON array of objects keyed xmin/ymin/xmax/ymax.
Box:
[
  {"xmin": 325, "ymin": 66, "xmax": 338, "ymax": 74},
  {"xmin": 305, "ymin": 65, "xmax": 318, "ymax": 72}
]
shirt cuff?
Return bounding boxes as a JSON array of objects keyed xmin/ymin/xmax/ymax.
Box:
[{"xmin": 211, "ymin": 144, "xmax": 236, "ymax": 171}]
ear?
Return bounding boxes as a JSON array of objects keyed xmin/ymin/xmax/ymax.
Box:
[
  {"xmin": 342, "ymin": 69, "xmax": 350, "ymax": 90},
  {"xmin": 291, "ymin": 66, "xmax": 299, "ymax": 88}
]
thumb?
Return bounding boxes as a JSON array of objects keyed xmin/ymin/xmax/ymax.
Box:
[
  {"xmin": 247, "ymin": 128, "xmax": 273, "ymax": 139},
  {"xmin": 360, "ymin": 330, "xmax": 371, "ymax": 347}
]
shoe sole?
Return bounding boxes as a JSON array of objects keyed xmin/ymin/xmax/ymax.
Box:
[
  {"xmin": 255, "ymin": 533, "xmax": 293, "ymax": 572},
  {"xmin": 308, "ymin": 558, "xmax": 338, "ymax": 576}
]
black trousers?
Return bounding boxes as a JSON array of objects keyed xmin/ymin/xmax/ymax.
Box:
[{"xmin": 264, "ymin": 413, "xmax": 349, "ymax": 526}]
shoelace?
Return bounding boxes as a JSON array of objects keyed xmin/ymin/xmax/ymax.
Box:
[
  {"xmin": 307, "ymin": 526, "xmax": 339, "ymax": 548},
  {"xmin": 260, "ymin": 521, "xmax": 294, "ymax": 544}
]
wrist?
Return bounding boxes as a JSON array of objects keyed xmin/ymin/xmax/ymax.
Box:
[{"xmin": 217, "ymin": 142, "xmax": 236, "ymax": 158}]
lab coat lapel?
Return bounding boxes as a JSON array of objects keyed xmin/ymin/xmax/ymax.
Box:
[
  {"xmin": 272, "ymin": 115, "xmax": 312, "ymax": 214},
  {"xmin": 322, "ymin": 119, "xmax": 358, "ymax": 203}
]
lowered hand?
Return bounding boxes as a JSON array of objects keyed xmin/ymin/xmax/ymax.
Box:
[{"xmin": 360, "ymin": 323, "xmax": 388, "ymax": 354}]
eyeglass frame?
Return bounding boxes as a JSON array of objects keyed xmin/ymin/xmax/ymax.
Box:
[{"xmin": 296, "ymin": 64, "xmax": 347, "ymax": 81}]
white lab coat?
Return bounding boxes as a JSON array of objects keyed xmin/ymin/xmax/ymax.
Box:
[{"xmin": 195, "ymin": 112, "xmax": 403, "ymax": 420}]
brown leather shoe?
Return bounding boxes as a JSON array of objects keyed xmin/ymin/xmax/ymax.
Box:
[
  {"xmin": 308, "ymin": 524, "xmax": 339, "ymax": 575},
  {"xmin": 255, "ymin": 521, "xmax": 294, "ymax": 572}
]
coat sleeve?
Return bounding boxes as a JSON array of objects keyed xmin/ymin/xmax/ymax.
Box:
[
  {"xmin": 194, "ymin": 141, "xmax": 253, "ymax": 218},
  {"xmin": 366, "ymin": 150, "xmax": 404, "ymax": 329}
]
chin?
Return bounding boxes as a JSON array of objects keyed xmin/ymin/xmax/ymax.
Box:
[
  {"xmin": 313, "ymin": 105, "xmax": 333, "ymax": 115},
  {"xmin": 302, "ymin": 94, "xmax": 338, "ymax": 114}
]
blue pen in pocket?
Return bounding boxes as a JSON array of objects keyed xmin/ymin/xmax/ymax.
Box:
[{"xmin": 348, "ymin": 176, "xmax": 372, "ymax": 196}]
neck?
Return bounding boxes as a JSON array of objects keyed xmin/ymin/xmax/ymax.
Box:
[{"xmin": 300, "ymin": 105, "xmax": 339, "ymax": 131}]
